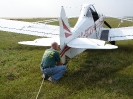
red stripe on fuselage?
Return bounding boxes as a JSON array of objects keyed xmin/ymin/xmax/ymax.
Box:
[
  {"xmin": 78, "ymin": 19, "xmax": 104, "ymax": 38},
  {"xmin": 60, "ymin": 45, "xmax": 70, "ymax": 57},
  {"xmin": 96, "ymin": 20, "xmax": 104, "ymax": 28}
]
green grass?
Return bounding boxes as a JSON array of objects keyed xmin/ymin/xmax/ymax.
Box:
[{"xmin": 0, "ymin": 18, "xmax": 133, "ymax": 99}]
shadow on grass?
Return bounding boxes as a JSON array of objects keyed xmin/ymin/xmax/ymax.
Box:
[{"xmin": 57, "ymin": 44, "xmax": 133, "ymax": 98}]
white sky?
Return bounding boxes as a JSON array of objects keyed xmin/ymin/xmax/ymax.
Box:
[{"xmin": 0, "ymin": 0, "xmax": 133, "ymax": 18}]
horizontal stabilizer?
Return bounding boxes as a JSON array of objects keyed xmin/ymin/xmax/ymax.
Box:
[
  {"xmin": 67, "ymin": 38, "xmax": 118, "ymax": 49},
  {"xmin": 18, "ymin": 38, "xmax": 60, "ymax": 46}
]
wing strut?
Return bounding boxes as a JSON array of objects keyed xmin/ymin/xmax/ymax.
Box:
[{"xmin": 104, "ymin": 21, "xmax": 115, "ymax": 45}]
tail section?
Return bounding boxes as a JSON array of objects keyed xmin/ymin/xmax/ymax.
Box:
[
  {"xmin": 59, "ymin": 7, "xmax": 86, "ymax": 64},
  {"xmin": 59, "ymin": 6, "xmax": 72, "ymax": 49},
  {"xmin": 59, "ymin": 6, "xmax": 72, "ymax": 64}
]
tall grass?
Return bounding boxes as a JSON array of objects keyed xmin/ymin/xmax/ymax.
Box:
[{"xmin": 0, "ymin": 18, "xmax": 133, "ymax": 99}]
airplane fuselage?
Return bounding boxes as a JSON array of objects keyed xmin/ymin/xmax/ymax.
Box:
[{"xmin": 65, "ymin": 4, "xmax": 104, "ymax": 44}]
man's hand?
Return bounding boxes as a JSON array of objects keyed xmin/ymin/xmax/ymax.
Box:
[{"xmin": 56, "ymin": 62, "xmax": 63, "ymax": 66}]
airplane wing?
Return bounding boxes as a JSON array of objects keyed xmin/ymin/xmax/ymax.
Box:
[
  {"xmin": 0, "ymin": 19, "xmax": 59, "ymax": 37},
  {"xmin": 105, "ymin": 15, "xmax": 133, "ymax": 22},
  {"xmin": 100, "ymin": 27, "xmax": 133, "ymax": 41},
  {"xmin": 67, "ymin": 38, "xmax": 118, "ymax": 49}
]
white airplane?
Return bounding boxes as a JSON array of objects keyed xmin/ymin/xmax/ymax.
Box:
[{"xmin": 0, "ymin": 4, "xmax": 133, "ymax": 64}]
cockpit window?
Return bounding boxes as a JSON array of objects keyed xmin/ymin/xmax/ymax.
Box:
[
  {"xmin": 89, "ymin": 6, "xmax": 99, "ymax": 21},
  {"xmin": 86, "ymin": 9, "xmax": 92, "ymax": 18},
  {"xmin": 86, "ymin": 5, "xmax": 99, "ymax": 22}
]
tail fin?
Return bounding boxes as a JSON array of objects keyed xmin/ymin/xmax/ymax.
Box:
[
  {"xmin": 59, "ymin": 6, "xmax": 72, "ymax": 49},
  {"xmin": 59, "ymin": 6, "xmax": 72, "ymax": 64},
  {"xmin": 59, "ymin": 6, "xmax": 87, "ymax": 64}
]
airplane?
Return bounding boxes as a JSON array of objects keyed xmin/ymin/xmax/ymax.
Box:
[{"xmin": 0, "ymin": 4, "xmax": 133, "ymax": 64}]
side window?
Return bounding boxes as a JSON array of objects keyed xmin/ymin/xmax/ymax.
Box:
[{"xmin": 86, "ymin": 9, "xmax": 92, "ymax": 18}]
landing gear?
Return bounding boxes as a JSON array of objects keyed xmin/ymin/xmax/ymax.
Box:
[
  {"xmin": 63, "ymin": 56, "xmax": 70, "ymax": 65},
  {"xmin": 109, "ymin": 41, "xmax": 115, "ymax": 45}
]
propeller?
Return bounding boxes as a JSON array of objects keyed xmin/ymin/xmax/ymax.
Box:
[{"xmin": 104, "ymin": 21, "xmax": 115, "ymax": 45}]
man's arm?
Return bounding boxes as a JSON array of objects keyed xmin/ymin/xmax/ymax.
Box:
[{"xmin": 55, "ymin": 51, "xmax": 63, "ymax": 66}]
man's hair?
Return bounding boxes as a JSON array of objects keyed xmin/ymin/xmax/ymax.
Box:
[{"xmin": 51, "ymin": 42, "xmax": 58, "ymax": 47}]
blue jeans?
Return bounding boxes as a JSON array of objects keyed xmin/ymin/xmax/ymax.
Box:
[{"xmin": 40, "ymin": 65, "xmax": 66, "ymax": 81}]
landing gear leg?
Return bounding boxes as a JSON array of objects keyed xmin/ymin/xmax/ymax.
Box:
[
  {"xmin": 63, "ymin": 56, "xmax": 70, "ymax": 65},
  {"xmin": 109, "ymin": 41, "xmax": 115, "ymax": 45}
]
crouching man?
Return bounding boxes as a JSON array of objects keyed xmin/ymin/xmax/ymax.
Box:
[{"xmin": 40, "ymin": 42, "xmax": 66, "ymax": 82}]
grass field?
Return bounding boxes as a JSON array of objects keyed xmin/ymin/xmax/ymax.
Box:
[{"xmin": 0, "ymin": 18, "xmax": 133, "ymax": 99}]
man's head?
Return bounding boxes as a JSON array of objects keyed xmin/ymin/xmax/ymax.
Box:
[{"xmin": 51, "ymin": 42, "xmax": 58, "ymax": 50}]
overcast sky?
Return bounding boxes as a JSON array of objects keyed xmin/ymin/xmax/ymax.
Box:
[{"xmin": 0, "ymin": 0, "xmax": 133, "ymax": 18}]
